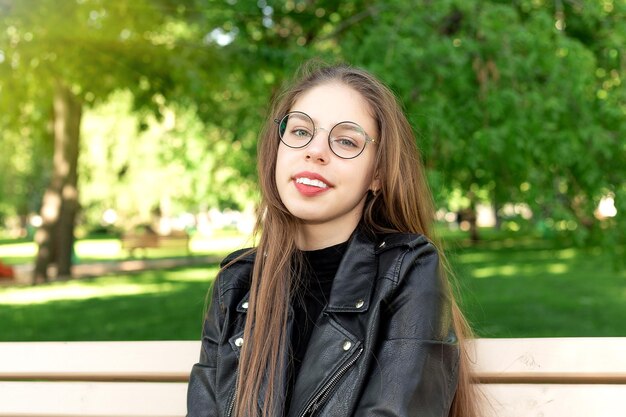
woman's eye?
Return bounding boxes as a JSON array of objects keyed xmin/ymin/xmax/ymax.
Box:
[
  {"xmin": 335, "ymin": 137, "xmax": 358, "ymax": 148},
  {"xmin": 292, "ymin": 128, "xmax": 312, "ymax": 138}
]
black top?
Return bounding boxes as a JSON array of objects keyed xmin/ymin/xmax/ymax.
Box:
[{"xmin": 286, "ymin": 240, "xmax": 349, "ymax": 410}]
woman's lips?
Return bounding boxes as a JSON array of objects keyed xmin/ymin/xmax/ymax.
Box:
[{"xmin": 293, "ymin": 172, "xmax": 332, "ymax": 196}]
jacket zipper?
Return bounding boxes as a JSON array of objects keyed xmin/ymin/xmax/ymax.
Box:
[
  {"xmin": 298, "ymin": 346, "xmax": 364, "ymax": 417},
  {"xmin": 227, "ymin": 370, "xmax": 240, "ymax": 417}
]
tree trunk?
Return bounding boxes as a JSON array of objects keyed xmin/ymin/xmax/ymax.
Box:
[
  {"xmin": 468, "ymin": 209, "xmax": 479, "ymax": 243},
  {"xmin": 467, "ymin": 193, "xmax": 480, "ymax": 244},
  {"xmin": 32, "ymin": 82, "xmax": 82, "ymax": 283}
]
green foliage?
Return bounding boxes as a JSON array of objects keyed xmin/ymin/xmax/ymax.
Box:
[
  {"xmin": 0, "ymin": 0, "xmax": 223, "ymax": 221},
  {"xmin": 339, "ymin": 0, "xmax": 625, "ymax": 249},
  {"xmin": 78, "ymin": 91, "xmax": 256, "ymax": 226},
  {"xmin": 0, "ymin": 114, "xmax": 51, "ymax": 221},
  {"xmin": 1, "ymin": 0, "xmax": 624, "ymax": 255}
]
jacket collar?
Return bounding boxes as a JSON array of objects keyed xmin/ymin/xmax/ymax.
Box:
[
  {"xmin": 324, "ymin": 226, "xmax": 378, "ymax": 313},
  {"xmin": 230, "ymin": 225, "xmax": 424, "ymax": 314},
  {"xmin": 325, "ymin": 225, "xmax": 428, "ymax": 313}
]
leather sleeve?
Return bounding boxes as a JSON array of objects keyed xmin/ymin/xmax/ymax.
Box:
[
  {"xmin": 186, "ymin": 280, "xmax": 222, "ymax": 417},
  {"xmin": 353, "ymin": 247, "xmax": 460, "ymax": 417}
]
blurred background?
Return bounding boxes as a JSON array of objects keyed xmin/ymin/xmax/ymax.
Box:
[{"xmin": 0, "ymin": 0, "xmax": 624, "ymax": 341}]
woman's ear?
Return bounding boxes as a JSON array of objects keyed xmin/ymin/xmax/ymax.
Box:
[{"xmin": 369, "ymin": 174, "xmax": 381, "ymax": 194}]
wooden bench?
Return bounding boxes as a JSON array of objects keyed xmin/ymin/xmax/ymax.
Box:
[
  {"xmin": 121, "ymin": 231, "xmax": 191, "ymax": 257},
  {"xmin": 0, "ymin": 338, "xmax": 624, "ymax": 416}
]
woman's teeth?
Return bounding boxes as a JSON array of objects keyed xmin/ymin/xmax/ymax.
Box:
[{"xmin": 296, "ymin": 177, "xmax": 328, "ymax": 188}]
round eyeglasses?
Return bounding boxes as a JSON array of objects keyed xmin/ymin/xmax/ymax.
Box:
[{"xmin": 274, "ymin": 111, "xmax": 377, "ymax": 159}]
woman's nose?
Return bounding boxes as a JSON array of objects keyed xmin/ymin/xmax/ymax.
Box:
[{"xmin": 304, "ymin": 129, "xmax": 330, "ymax": 163}]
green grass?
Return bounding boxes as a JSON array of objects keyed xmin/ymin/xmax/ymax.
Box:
[
  {"xmin": 0, "ymin": 230, "xmax": 624, "ymax": 341},
  {"xmin": 0, "ymin": 265, "xmax": 218, "ymax": 341},
  {"xmin": 449, "ymin": 238, "xmax": 626, "ymax": 338}
]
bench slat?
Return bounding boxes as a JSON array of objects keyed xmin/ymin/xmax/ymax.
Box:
[
  {"xmin": 0, "ymin": 381, "xmax": 187, "ymax": 417},
  {"xmin": 1, "ymin": 338, "xmax": 626, "ymax": 417},
  {"xmin": 2, "ymin": 383, "xmax": 625, "ymax": 417},
  {"xmin": 479, "ymin": 384, "xmax": 626, "ymax": 417},
  {"xmin": 470, "ymin": 337, "xmax": 626, "ymax": 383},
  {"xmin": 0, "ymin": 341, "xmax": 199, "ymax": 381}
]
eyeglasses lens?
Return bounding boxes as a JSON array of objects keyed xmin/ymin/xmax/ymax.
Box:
[
  {"xmin": 279, "ymin": 113, "xmax": 314, "ymax": 147},
  {"xmin": 329, "ymin": 123, "xmax": 367, "ymax": 159},
  {"xmin": 278, "ymin": 112, "xmax": 367, "ymax": 159}
]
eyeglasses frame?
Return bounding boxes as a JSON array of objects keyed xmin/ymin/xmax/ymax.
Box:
[{"xmin": 274, "ymin": 111, "xmax": 377, "ymax": 160}]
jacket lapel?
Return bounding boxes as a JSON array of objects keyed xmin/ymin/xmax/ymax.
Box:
[{"xmin": 325, "ymin": 226, "xmax": 378, "ymax": 313}]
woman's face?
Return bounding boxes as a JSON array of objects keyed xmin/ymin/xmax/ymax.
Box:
[{"xmin": 275, "ymin": 82, "xmax": 379, "ymax": 240}]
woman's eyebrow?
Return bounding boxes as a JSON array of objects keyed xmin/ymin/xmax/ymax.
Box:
[
  {"xmin": 288, "ymin": 113, "xmax": 311, "ymax": 123},
  {"xmin": 291, "ymin": 111, "xmax": 359, "ymax": 128}
]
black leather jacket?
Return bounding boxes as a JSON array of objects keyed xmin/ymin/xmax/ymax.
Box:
[{"xmin": 187, "ymin": 227, "xmax": 459, "ymax": 417}]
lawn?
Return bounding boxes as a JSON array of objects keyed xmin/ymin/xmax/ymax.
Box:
[
  {"xmin": 0, "ymin": 265, "xmax": 218, "ymax": 341},
  {"xmin": 449, "ymin": 239, "xmax": 626, "ymax": 338},
  {"xmin": 0, "ymin": 230, "xmax": 624, "ymax": 341}
]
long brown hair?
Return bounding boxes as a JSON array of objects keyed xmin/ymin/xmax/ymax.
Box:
[{"xmin": 233, "ymin": 62, "xmax": 478, "ymax": 417}]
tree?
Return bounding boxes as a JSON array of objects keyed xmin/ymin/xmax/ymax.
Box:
[
  {"xmin": 2, "ymin": 0, "xmax": 623, "ymax": 279},
  {"xmin": 164, "ymin": 0, "xmax": 626, "ymax": 252},
  {"xmin": 188, "ymin": 0, "xmax": 624, "ymax": 250},
  {"xmin": 0, "ymin": 0, "xmax": 218, "ymax": 281},
  {"xmin": 339, "ymin": 0, "xmax": 625, "ymax": 248}
]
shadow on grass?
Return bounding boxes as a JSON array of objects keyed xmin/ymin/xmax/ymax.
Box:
[
  {"xmin": 0, "ymin": 265, "xmax": 219, "ymax": 341},
  {"xmin": 451, "ymin": 243, "xmax": 626, "ymax": 338}
]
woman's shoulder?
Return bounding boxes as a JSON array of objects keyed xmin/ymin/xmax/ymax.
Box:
[
  {"xmin": 215, "ymin": 247, "xmax": 256, "ymax": 297},
  {"xmin": 373, "ymin": 231, "xmax": 441, "ymax": 287},
  {"xmin": 220, "ymin": 247, "xmax": 256, "ymax": 267},
  {"xmin": 375, "ymin": 231, "xmax": 438, "ymax": 258}
]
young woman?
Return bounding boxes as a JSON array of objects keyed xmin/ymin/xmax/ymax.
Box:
[{"xmin": 187, "ymin": 63, "xmax": 478, "ymax": 417}]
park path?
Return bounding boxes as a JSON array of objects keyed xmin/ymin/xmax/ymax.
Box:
[{"xmin": 8, "ymin": 255, "xmax": 223, "ymax": 286}]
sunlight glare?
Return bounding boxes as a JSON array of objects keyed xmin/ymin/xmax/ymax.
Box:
[{"xmin": 0, "ymin": 282, "xmax": 176, "ymax": 305}]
